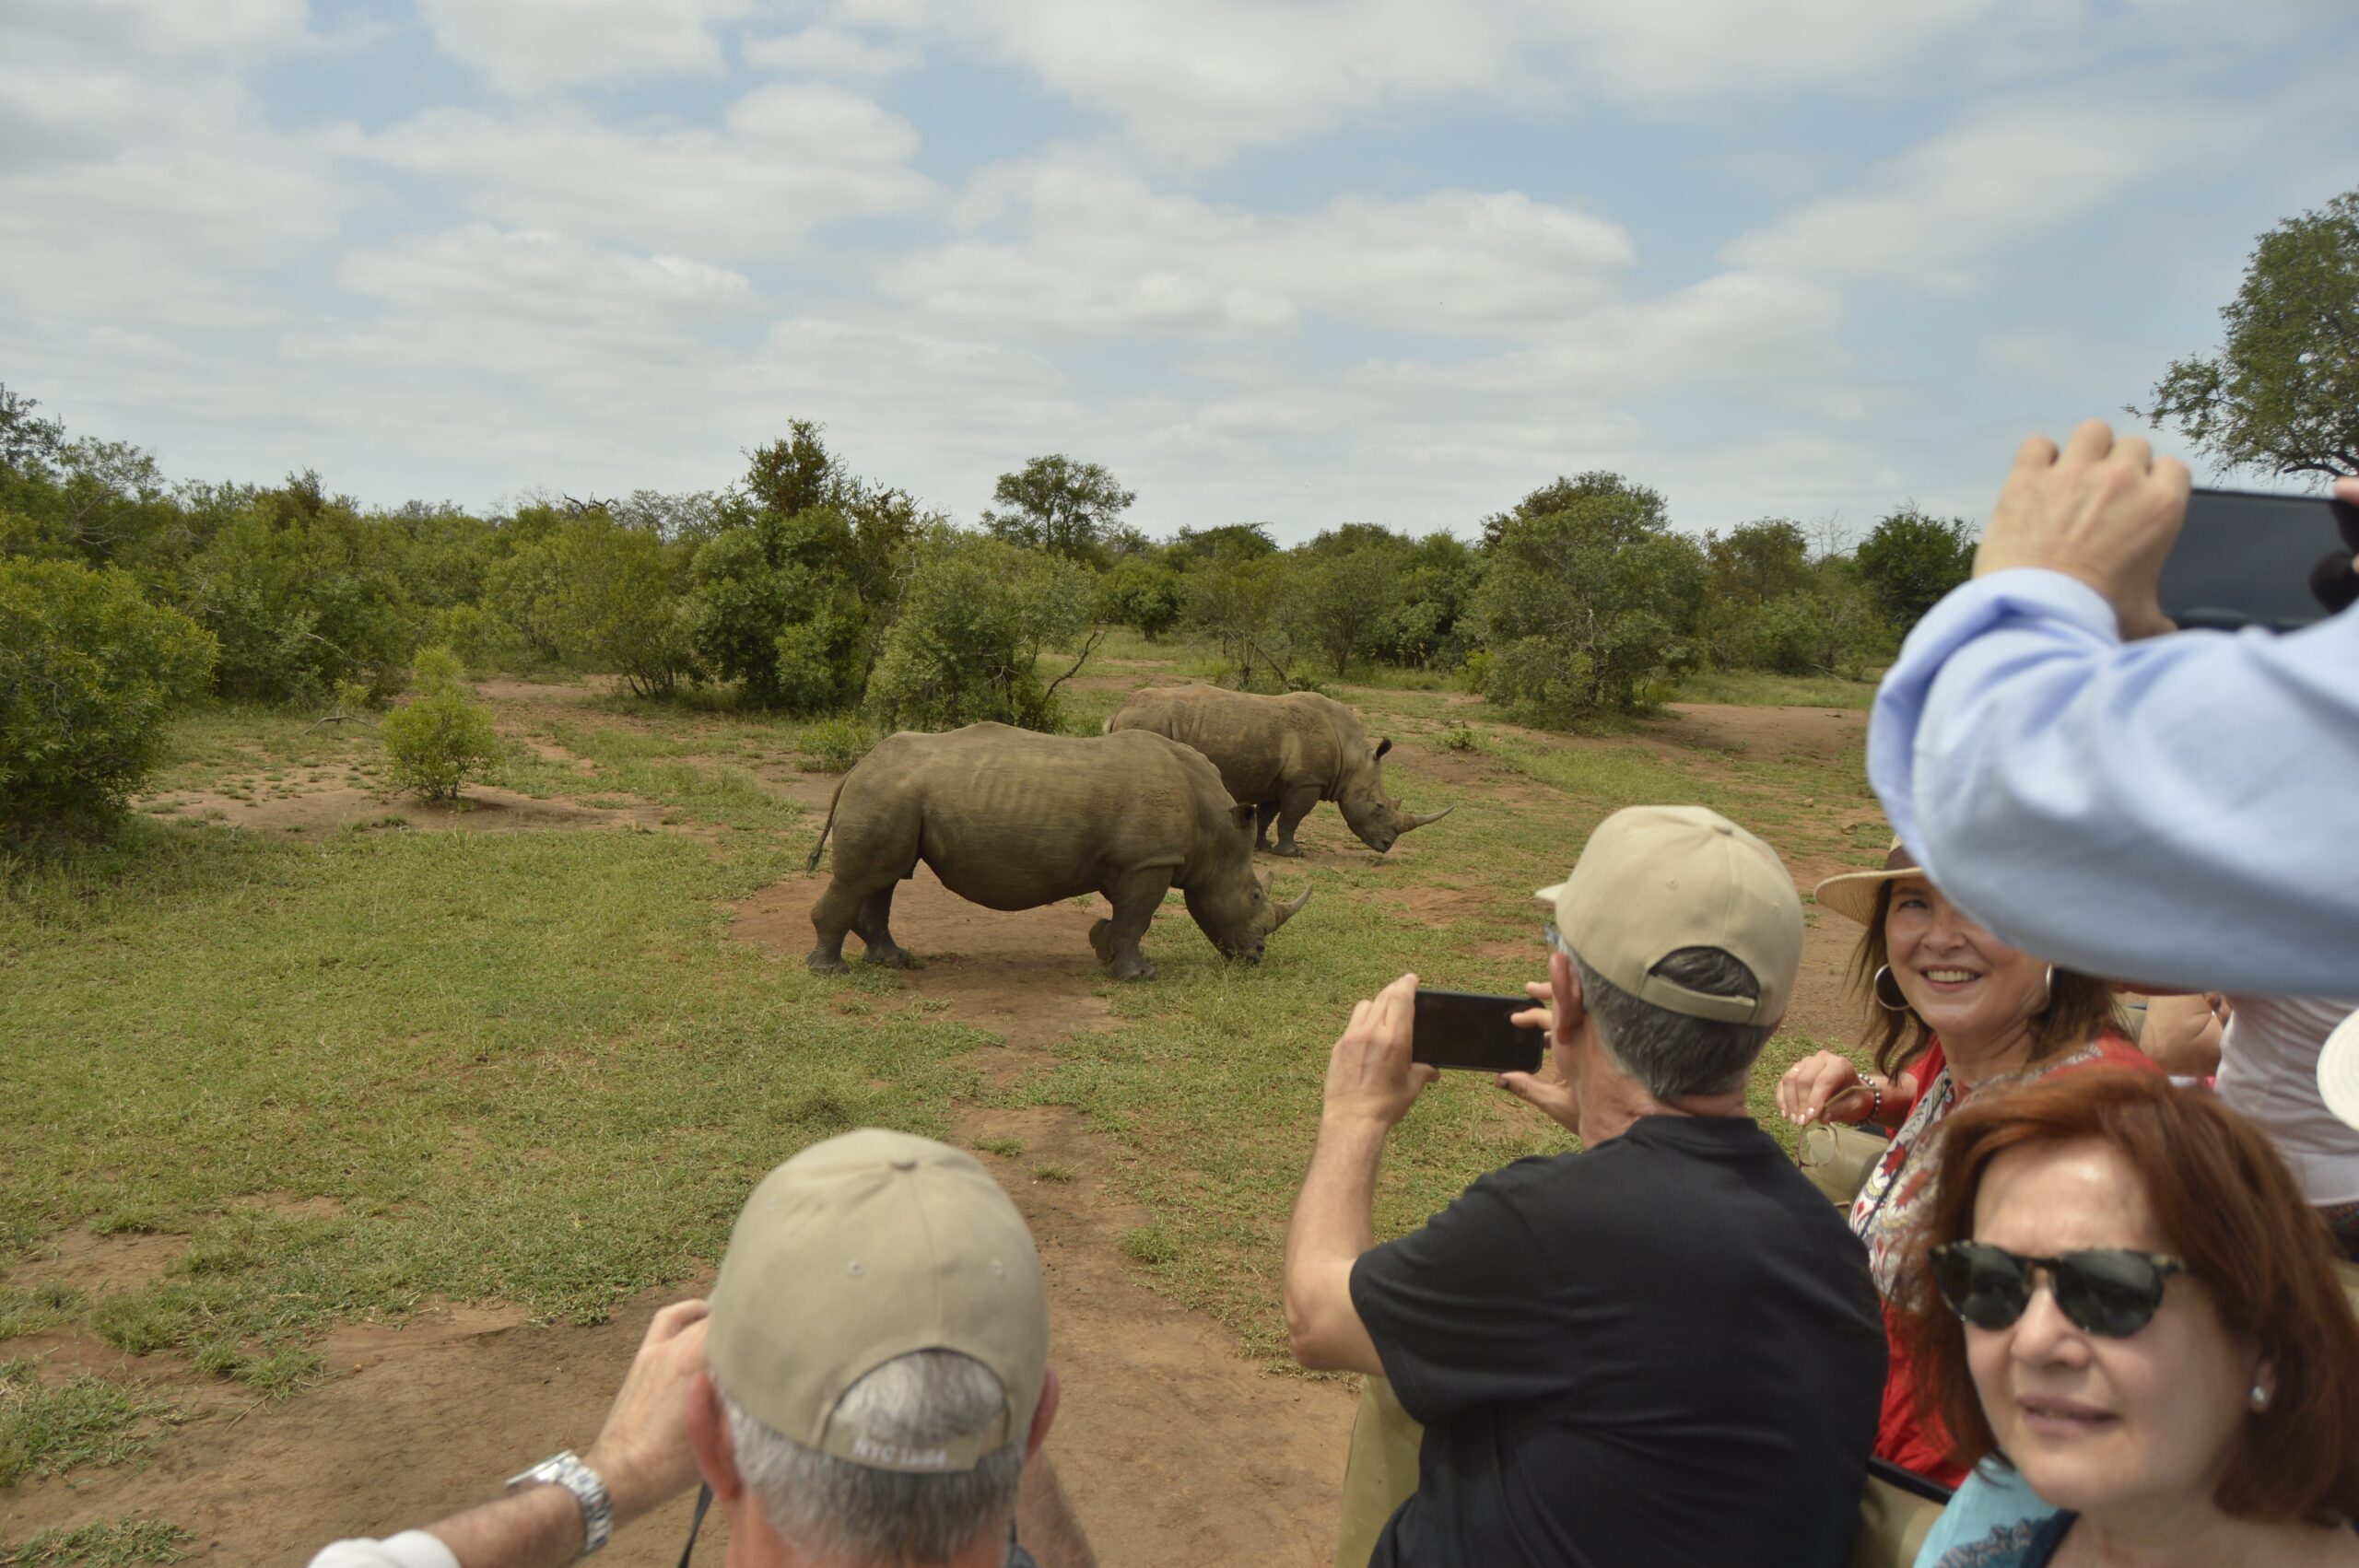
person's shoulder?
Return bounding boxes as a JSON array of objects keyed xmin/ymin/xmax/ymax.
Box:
[{"xmin": 2067, "ymin": 1033, "xmax": 2165, "ymax": 1077}]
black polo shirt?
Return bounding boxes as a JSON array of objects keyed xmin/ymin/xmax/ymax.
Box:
[{"xmin": 1349, "ymin": 1115, "xmax": 1885, "ymax": 1568}]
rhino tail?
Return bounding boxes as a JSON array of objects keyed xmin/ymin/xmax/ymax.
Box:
[{"xmin": 805, "ymin": 777, "xmax": 849, "ymax": 872}]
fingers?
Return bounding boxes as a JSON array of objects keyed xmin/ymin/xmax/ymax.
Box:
[
  {"xmin": 2061, "ymin": 418, "xmax": 2115, "ymax": 466},
  {"xmin": 1508, "ymin": 1006, "xmax": 1551, "ymax": 1031},
  {"xmin": 645, "ymin": 1299, "xmax": 710, "ymax": 1344},
  {"xmin": 2013, "ymin": 432, "xmax": 2060, "ymax": 474},
  {"xmin": 1524, "ymin": 979, "xmax": 1550, "ymax": 1001},
  {"xmin": 2335, "ymin": 476, "xmax": 2359, "ymax": 506}
]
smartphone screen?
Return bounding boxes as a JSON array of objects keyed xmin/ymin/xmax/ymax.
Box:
[
  {"xmin": 1410, "ymin": 989, "xmax": 1544, "ymax": 1074},
  {"xmin": 2158, "ymin": 488, "xmax": 2359, "ymax": 632}
]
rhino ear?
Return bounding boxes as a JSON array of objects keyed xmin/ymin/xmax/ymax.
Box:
[
  {"xmin": 1374, "ymin": 737, "xmax": 1392, "ymax": 762},
  {"xmin": 1229, "ymin": 803, "xmax": 1256, "ymax": 835}
]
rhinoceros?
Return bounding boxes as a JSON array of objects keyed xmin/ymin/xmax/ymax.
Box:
[
  {"xmin": 802, "ymin": 722, "xmax": 1311, "ymax": 980},
  {"xmin": 1104, "ymin": 685, "xmax": 1450, "ymax": 857}
]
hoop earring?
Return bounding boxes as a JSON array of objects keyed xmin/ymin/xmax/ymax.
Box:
[{"xmin": 1872, "ymin": 965, "xmax": 1911, "ymax": 1012}]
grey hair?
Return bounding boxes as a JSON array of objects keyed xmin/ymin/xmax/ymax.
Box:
[
  {"xmin": 722, "ymin": 1350, "xmax": 1024, "ymax": 1564},
  {"xmin": 1561, "ymin": 941, "xmax": 1774, "ymax": 1100}
]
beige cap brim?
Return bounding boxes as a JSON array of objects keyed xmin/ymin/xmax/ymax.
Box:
[{"xmin": 2317, "ymin": 1008, "xmax": 2359, "ymax": 1132}]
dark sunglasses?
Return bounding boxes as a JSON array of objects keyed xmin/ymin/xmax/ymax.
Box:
[{"xmin": 1931, "ymin": 1241, "xmax": 2188, "ymax": 1338}]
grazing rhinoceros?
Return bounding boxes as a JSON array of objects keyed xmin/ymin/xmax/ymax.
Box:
[
  {"xmin": 1104, "ymin": 685, "xmax": 1451, "ymax": 857},
  {"xmin": 802, "ymin": 722, "xmax": 1311, "ymax": 980}
]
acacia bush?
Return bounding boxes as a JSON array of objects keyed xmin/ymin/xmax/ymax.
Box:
[
  {"xmin": 381, "ymin": 647, "xmax": 500, "ymax": 802},
  {"xmin": 1472, "ymin": 476, "xmax": 1704, "ymax": 724},
  {"xmin": 0, "ymin": 556, "xmax": 216, "ymax": 837},
  {"xmin": 866, "ymin": 532, "xmax": 1097, "ymax": 731}
]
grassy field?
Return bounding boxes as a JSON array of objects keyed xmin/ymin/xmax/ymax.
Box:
[{"xmin": 2, "ymin": 642, "xmax": 1884, "ymax": 1548}]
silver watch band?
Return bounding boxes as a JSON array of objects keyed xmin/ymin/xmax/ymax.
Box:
[{"xmin": 505, "ymin": 1448, "xmax": 614, "ymax": 1559}]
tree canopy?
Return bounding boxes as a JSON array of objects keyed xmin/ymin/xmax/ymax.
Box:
[
  {"xmin": 980, "ymin": 454, "xmax": 1136, "ymax": 563},
  {"xmin": 2135, "ymin": 186, "xmax": 2359, "ymax": 479}
]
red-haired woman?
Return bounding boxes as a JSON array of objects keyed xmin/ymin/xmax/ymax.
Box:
[{"xmin": 1895, "ymin": 1069, "xmax": 2359, "ymax": 1567}]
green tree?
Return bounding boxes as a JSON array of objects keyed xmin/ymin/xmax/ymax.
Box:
[
  {"xmin": 381, "ymin": 647, "xmax": 501, "ymax": 802},
  {"xmin": 1472, "ymin": 474, "xmax": 1705, "ymax": 723},
  {"xmin": 867, "ymin": 532, "xmax": 1099, "ymax": 731},
  {"xmin": 980, "ymin": 455, "xmax": 1137, "ymax": 564},
  {"xmin": 681, "ymin": 512, "xmax": 869, "ymax": 711},
  {"xmin": 1188, "ymin": 551, "xmax": 1298, "ymax": 689},
  {"xmin": 2134, "ymin": 187, "xmax": 2359, "ymax": 479},
  {"xmin": 545, "ymin": 513, "xmax": 697, "ymax": 697},
  {"xmin": 1096, "ymin": 556, "xmax": 1186, "ymax": 638},
  {"xmin": 1855, "ymin": 508, "xmax": 1978, "ymax": 630},
  {"xmin": 183, "ymin": 473, "xmax": 419, "ymax": 702},
  {"xmin": 1298, "ymin": 546, "xmax": 1402, "ymax": 675},
  {"xmin": 0, "ymin": 556, "xmax": 216, "ymax": 837}
]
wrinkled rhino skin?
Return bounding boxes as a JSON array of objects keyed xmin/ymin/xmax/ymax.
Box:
[
  {"xmin": 1105, "ymin": 685, "xmax": 1449, "ymax": 856},
  {"xmin": 804, "ymin": 723, "xmax": 1309, "ymax": 980}
]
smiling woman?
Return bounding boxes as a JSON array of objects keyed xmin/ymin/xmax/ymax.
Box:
[
  {"xmin": 1895, "ymin": 1071, "xmax": 2359, "ymax": 1568},
  {"xmin": 1775, "ymin": 837, "xmax": 2154, "ymax": 1486}
]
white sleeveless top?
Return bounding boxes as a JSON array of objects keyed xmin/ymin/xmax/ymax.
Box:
[{"xmin": 2215, "ymin": 994, "xmax": 2359, "ymax": 1206}]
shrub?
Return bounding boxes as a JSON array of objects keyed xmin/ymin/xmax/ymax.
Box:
[
  {"xmin": 1856, "ymin": 508, "xmax": 1977, "ymax": 631},
  {"xmin": 1096, "ymin": 556, "xmax": 1186, "ymax": 639},
  {"xmin": 680, "ymin": 513, "xmax": 869, "ymax": 712},
  {"xmin": 799, "ymin": 713, "xmax": 878, "ymax": 773},
  {"xmin": 1438, "ymin": 722, "xmax": 1476, "ymax": 752},
  {"xmin": 381, "ymin": 648, "xmax": 500, "ymax": 802},
  {"xmin": 1471, "ymin": 475, "xmax": 1705, "ymax": 724},
  {"xmin": 182, "ymin": 474, "xmax": 418, "ymax": 704},
  {"xmin": 867, "ymin": 532, "xmax": 1097, "ymax": 731},
  {"xmin": 0, "ymin": 557, "xmax": 216, "ymax": 839}
]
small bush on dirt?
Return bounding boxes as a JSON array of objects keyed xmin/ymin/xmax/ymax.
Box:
[
  {"xmin": 799, "ymin": 713, "xmax": 877, "ymax": 773},
  {"xmin": 381, "ymin": 647, "xmax": 500, "ymax": 802},
  {"xmin": 1438, "ymin": 722, "xmax": 1476, "ymax": 752},
  {"xmin": 0, "ymin": 1516, "xmax": 194, "ymax": 1565},
  {"xmin": 0, "ymin": 556, "xmax": 217, "ymax": 840}
]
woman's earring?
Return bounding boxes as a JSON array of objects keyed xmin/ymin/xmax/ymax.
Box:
[
  {"xmin": 1872, "ymin": 965, "xmax": 1911, "ymax": 1012},
  {"xmin": 2251, "ymin": 1383, "xmax": 2271, "ymax": 1412}
]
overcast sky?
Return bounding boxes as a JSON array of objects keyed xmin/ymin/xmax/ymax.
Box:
[{"xmin": 3, "ymin": 1, "xmax": 2353, "ymax": 545}]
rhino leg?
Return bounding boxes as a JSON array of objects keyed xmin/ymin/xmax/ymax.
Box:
[
  {"xmin": 807, "ymin": 876, "xmax": 866, "ymax": 972},
  {"xmin": 1251, "ymin": 798, "xmax": 1282, "ymax": 851},
  {"xmin": 1271, "ymin": 785, "xmax": 1320, "ymax": 858},
  {"xmin": 1091, "ymin": 867, "xmax": 1173, "ymax": 980},
  {"xmin": 853, "ymin": 884, "xmax": 915, "ymax": 969}
]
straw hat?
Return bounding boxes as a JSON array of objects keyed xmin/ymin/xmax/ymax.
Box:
[
  {"xmin": 2318, "ymin": 1008, "xmax": 2359, "ymax": 1132},
  {"xmin": 1810, "ymin": 838, "xmax": 1921, "ymax": 927}
]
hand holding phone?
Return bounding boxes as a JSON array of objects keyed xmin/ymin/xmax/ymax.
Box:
[{"xmin": 1411, "ymin": 989, "xmax": 1545, "ymax": 1074}]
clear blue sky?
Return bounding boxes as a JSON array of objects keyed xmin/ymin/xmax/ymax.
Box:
[{"xmin": 3, "ymin": 0, "xmax": 2353, "ymax": 545}]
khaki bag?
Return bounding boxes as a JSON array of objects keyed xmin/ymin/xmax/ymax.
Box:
[
  {"xmin": 1797, "ymin": 1119, "xmax": 1891, "ymax": 1208},
  {"xmin": 1333, "ymin": 1375, "xmax": 1421, "ymax": 1568}
]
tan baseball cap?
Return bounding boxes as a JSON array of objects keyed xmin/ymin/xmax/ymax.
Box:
[
  {"xmin": 708, "ymin": 1129, "xmax": 1048, "ymax": 1474},
  {"xmin": 1534, "ymin": 805, "xmax": 1803, "ymax": 1027}
]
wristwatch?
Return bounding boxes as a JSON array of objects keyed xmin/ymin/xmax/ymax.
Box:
[{"xmin": 505, "ymin": 1449, "xmax": 614, "ymax": 1558}]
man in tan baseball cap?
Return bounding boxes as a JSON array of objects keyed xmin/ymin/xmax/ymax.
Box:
[
  {"xmin": 1285, "ymin": 805, "xmax": 1886, "ymax": 1568},
  {"xmin": 305, "ymin": 1129, "xmax": 1094, "ymax": 1568},
  {"xmin": 685, "ymin": 1128, "xmax": 1090, "ymax": 1568}
]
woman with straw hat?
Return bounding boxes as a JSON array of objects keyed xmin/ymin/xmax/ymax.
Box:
[{"xmin": 1775, "ymin": 837, "xmax": 2157, "ymax": 1486}]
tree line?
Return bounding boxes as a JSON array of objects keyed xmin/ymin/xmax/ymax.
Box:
[{"xmin": 8, "ymin": 181, "xmax": 2351, "ymax": 839}]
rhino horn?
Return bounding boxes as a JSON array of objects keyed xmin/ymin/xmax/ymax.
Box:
[
  {"xmin": 1396, "ymin": 804, "xmax": 1454, "ymax": 834},
  {"xmin": 1269, "ymin": 883, "xmax": 1312, "ymax": 930}
]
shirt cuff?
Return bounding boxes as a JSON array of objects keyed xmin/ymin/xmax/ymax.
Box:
[
  {"xmin": 306, "ymin": 1530, "xmax": 464, "ymax": 1568},
  {"xmin": 1866, "ymin": 569, "xmax": 2118, "ymax": 862}
]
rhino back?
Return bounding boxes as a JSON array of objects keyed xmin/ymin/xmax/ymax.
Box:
[{"xmin": 1107, "ymin": 685, "xmax": 1322, "ymax": 801}]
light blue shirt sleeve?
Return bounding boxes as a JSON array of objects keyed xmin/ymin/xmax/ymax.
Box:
[
  {"xmin": 306, "ymin": 1531, "xmax": 462, "ymax": 1568},
  {"xmin": 1868, "ymin": 569, "xmax": 2359, "ymax": 995},
  {"xmin": 1912, "ymin": 1460, "xmax": 2054, "ymax": 1567}
]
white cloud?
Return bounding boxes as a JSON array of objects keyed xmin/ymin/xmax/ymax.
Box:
[
  {"xmin": 826, "ymin": 0, "xmax": 2083, "ymax": 166},
  {"xmin": 2, "ymin": 0, "xmax": 312, "ymax": 64},
  {"xmin": 743, "ymin": 24, "xmax": 921, "ymax": 80},
  {"xmin": 1724, "ymin": 95, "xmax": 2263, "ymax": 293},
  {"xmin": 884, "ymin": 157, "xmax": 1633, "ymax": 336},
  {"xmin": 415, "ymin": 0, "xmax": 754, "ymax": 96},
  {"xmin": 349, "ymin": 84, "xmax": 935, "ymax": 258}
]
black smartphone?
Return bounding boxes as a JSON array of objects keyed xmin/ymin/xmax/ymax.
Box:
[
  {"xmin": 1410, "ymin": 989, "xmax": 1544, "ymax": 1074},
  {"xmin": 2158, "ymin": 487, "xmax": 2359, "ymax": 632}
]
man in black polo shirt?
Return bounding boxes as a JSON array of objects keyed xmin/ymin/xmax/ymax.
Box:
[{"xmin": 1284, "ymin": 805, "xmax": 1885, "ymax": 1568}]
